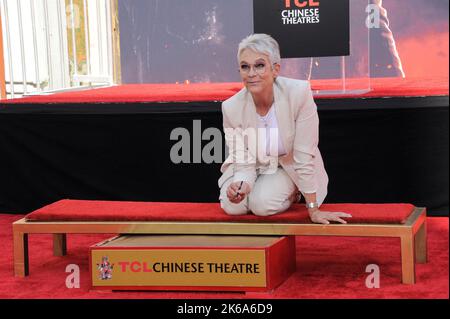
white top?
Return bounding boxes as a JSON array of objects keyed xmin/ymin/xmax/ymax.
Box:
[{"xmin": 256, "ymin": 104, "xmax": 287, "ymax": 158}]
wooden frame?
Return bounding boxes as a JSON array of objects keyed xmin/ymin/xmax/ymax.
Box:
[{"xmin": 12, "ymin": 207, "xmax": 427, "ymax": 284}]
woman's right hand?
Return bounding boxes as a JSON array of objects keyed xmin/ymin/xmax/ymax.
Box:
[{"xmin": 227, "ymin": 181, "xmax": 251, "ymax": 204}]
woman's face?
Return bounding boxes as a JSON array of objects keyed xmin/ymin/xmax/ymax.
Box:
[{"xmin": 239, "ymin": 49, "xmax": 280, "ymax": 96}]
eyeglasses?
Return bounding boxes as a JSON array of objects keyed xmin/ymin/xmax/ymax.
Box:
[{"xmin": 239, "ymin": 62, "xmax": 276, "ymax": 75}]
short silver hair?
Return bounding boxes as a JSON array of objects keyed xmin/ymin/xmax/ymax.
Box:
[{"xmin": 237, "ymin": 33, "xmax": 281, "ymax": 65}]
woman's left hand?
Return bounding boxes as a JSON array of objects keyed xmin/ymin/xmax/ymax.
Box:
[{"xmin": 309, "ymin": 210, "xmax": 352, "ymax": 224}]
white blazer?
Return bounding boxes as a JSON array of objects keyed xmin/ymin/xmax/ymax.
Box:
[{"xmin": 218, "ymin": 76, "xmax": 329, "ymax": 206}]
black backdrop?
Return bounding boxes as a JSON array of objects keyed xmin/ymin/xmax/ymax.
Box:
[{"xmin": 0, "ymin": 96, "xmax": 448, "ymax": 216}]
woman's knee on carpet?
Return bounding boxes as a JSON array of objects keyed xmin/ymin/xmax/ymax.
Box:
[
  {"xmin": 248, "ymin": 168, "xmax": 297, "ymax": 216},
  {"xmin": 248, "ymin": 194, "xmax": 292, "ymax": 216}
]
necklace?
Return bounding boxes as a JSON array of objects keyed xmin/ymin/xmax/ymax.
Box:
[{"xmin": 258, "ymin": 108, "xmax": 272, "ymax": 127}]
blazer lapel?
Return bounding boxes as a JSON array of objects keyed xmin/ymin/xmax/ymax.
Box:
[
  {"xmin": 244, "ymin": 90, "xmax": 257, "ymax": 129},
  {"xmin": 273, "ymin": 81, "xmax": 293, "ymax": 152},
  {"xmin": 273, "ymin": 82, "xmax": 299, "ymax": 188},
  {"xmin": 243, "ymin": 90, "xmax": 258, "ymax": 158}
]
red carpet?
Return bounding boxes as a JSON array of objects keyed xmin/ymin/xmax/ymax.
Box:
[
  {"xmin": 26, "ymin": 199, "xmax": 415, "ymax": 224},
  {"xmin": 0, "ymin": 214, "xmax": 448, "ymax": 299},
  {"xmin": 2, "ymin": 77, "xmax": 448, "ymax": 105}
]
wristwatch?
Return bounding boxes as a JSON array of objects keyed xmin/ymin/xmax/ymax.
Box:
[{"xmin": 306, "ymin": 202, "xmax": 319, "ymax": 209}]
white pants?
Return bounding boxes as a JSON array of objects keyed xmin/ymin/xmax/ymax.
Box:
[{"xmin": 219, "ymin": 167, "xmax": 298, "ymax": 216}]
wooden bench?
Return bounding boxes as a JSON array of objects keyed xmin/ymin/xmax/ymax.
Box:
[{"xmin": 12, "ymin": 200, "xmax": 427, "ymax": 284}]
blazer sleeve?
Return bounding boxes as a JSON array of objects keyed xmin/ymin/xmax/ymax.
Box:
[
  {"xmin": 222, "ymin": 103, "xmax": 257, "ymax": 190},
  {"xmin": 292, "ymin": 82, "xmax": 319, "ymax": 194}
]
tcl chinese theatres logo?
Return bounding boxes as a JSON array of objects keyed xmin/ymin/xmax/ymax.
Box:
[
  {"xmin": 284, "ymin": 0, "xmax": 320, "ymax": 8},
  {"xmin": 281, "ymin": 0, "xmax": 321, "ymax": 25}
]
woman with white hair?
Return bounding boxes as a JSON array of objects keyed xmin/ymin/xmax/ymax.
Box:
[{"xmin": 218, "ymin": 33, "xmax": 352, "ymax": 224}]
